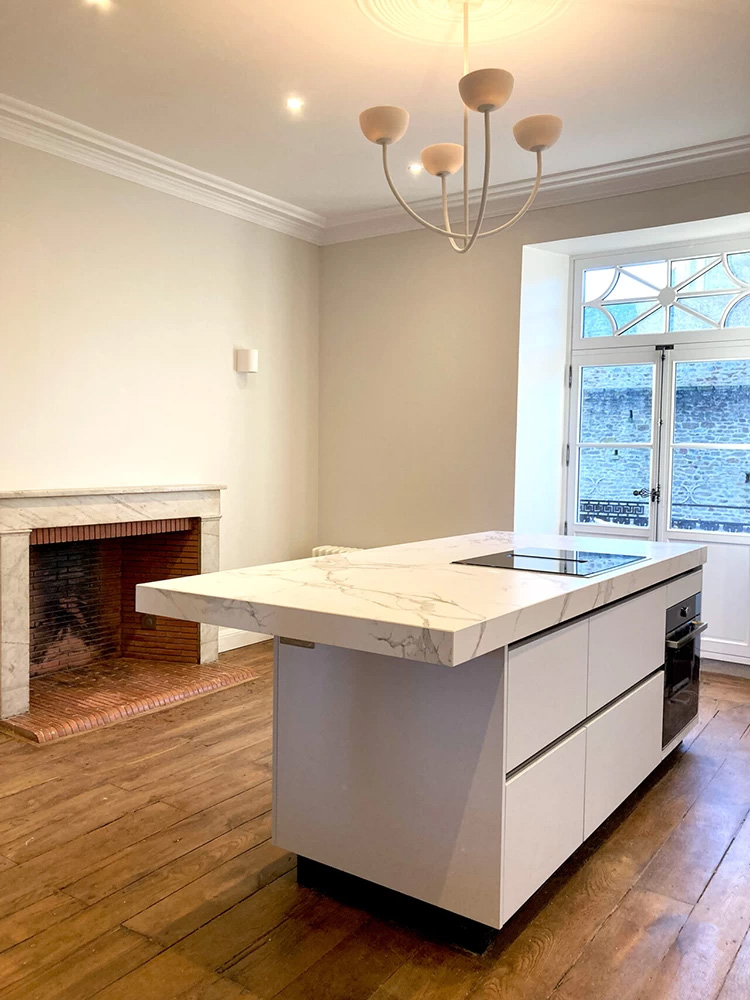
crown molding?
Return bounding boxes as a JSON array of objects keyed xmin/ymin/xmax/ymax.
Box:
[
  {"xmin": 0, "ymin": 94, "xmax": 326, "ymax": 244},
  {"xmin": 1, "ymin": 93, "xmax": 747, "ymax": 249},
  {"xmin": 322, "ymin": 134, "xmax": 750, "ymax": 245}
]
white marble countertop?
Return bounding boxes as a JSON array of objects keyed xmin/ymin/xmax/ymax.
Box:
[{"xmin": 136, "ymin": 531, "xmax": 706, "ymax": 666}]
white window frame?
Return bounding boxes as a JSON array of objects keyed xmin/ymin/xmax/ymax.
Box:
[
  {"xmin": 571, "ymin": 234, "xmax": 750, "ymax": 353},
  {"xmin": 564, "ymin": 234, "xmax": 750, "ymax": 538}
]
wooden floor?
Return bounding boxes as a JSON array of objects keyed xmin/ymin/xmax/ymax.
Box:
[{"xmin": 1, "ymin": 648, "xmax": 750, "ymax": 1000}]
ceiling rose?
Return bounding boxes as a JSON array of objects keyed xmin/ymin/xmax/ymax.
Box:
[{"xmin": 356, "ymin": 0, "xmax": 572, "ymax": 45}]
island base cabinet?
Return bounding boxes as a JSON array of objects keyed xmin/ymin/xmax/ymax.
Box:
[
  {"xmin": 584, "ymin": 672, "xmax": 664, "ymax": 839},
  {"xmin": 501, "ymin": 729, "xmax": 586, "ymax": 924}
]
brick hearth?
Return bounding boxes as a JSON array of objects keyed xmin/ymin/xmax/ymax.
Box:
[{"xmin": 0, "ymin": 646, "xmax": 263, "ymax": 743}]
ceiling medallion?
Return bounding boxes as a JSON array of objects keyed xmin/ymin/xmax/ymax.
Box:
[
  {"xmin": 356, "ymin": 0, "xmax": 572, "ymax": 45},
  {"xmin": 358, "ymin": 0, "xmax": 563, "ymax": 254}
]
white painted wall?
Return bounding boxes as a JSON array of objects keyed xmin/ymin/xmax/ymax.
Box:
[
  {"xmin": 0, "ymin": 139, "xmax": 320, "ymax": 591},
  {"xmin": 319, "ymin": 173, "xmax": 750, "ymax": 548},
  {"xmin": 514, "ymin": 246, "xmax": 571, "ymax": 534}
]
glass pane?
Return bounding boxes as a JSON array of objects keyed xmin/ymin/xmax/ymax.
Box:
[
  {"xmin": 671, "ymin": 448, "xmax": 750, "ymax": 533},
  {"xmin": 726, "ymin": 295, "xmax": 750, "ymax": 328},
  {"xmin": 674, "ymin": 359, "xmax": 750, "ymax": 445},
  {"xmin": 670, "ymin": 305, "xmax": 714, "ymax": 332},
  {"xmin": 606, "ymin": 301, "xmax": 659, "ymax": 331},
  {"xmin": 603, "ymin": 270, "xmax": 660, "ymax": 302},
  {"xmin": 577, "ymin": 447, "xmax": 652, "ymax": 527},
  {"xmin": 671, "ymin": 256, "xmax": 720, "ymax": 285},
  {"xmin": 619, "ymin": 261, "xmax": 668, "ymax": 290},
  {"xmin": 727, "ymin": 252, "xmax": 750, "ymax": 285},
  {"xmin": 583, "ymin": 267, "xmax": 616, "ymax": 302},
  {"xmin": 675, "ymin": 294, "xmax": 735, "ymax": 324},
  {"xmin": 582, "ymin": 306, "xmax": 613, "ymax": 338},
  {"xmin": 679, "ymin": 260, "xmax": 737, "ymax": 293},
  {"xmin": 580, "ymin": 364, "xmax": 654, "ymax": 443},
  {"xmin": 621, "ymin": 307, "xmax": 666, "ymax": 335}
]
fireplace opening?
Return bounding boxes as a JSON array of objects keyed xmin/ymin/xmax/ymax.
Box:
[{"xmin": 29, "ymin": 518, "xmax": 201, "ymax": 676}]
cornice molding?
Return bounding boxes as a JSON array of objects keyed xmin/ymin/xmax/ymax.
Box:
[
  {"xmin": 0, "ymin": 95, "xmax": 326, "ymax": 244},
  {"xmin": 322, "ymin": 134, "xmax": 750, "ymax": 245},
  {"xmin": 1, "ymin": 94, "xmax": 747, "ymax": 248}
]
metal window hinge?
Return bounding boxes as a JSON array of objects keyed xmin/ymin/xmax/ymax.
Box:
[
  {"xmin": 568, "ymin": 365, "xmax": 573, "ymax": 389},
  {"xmin": 563, "ymin": 520, "xmax": 569, "ymax": 534},
  {"xmin": 565, "ymin": 443, "xmax": 570, "ymax": 467}
]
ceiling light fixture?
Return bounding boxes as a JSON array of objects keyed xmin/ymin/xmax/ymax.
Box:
[
  {"xmin": 84, "ymin": 0, "xmax": 113, "ymax": 9},
  {"xmin": 359, "ymin": 0, "xmax": 562, "ymax": 254},
  {"xmin": 286, "ymin": 97, "xmax": 304, "ymax": 113},
  {"xmin": 408, "ymin": 162, "xmax": 423, "ymax": 174}
]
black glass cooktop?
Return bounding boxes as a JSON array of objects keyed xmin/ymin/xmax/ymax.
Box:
[{"xmin": 452, "ymin": 547, "xmax": 647, "ymax": 577}]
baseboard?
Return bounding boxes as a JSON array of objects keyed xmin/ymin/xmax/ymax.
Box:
[
  {"xmin": 219, "ymin": 627, "xmax": 270, "ymax": 653},
  {"xmin": 703, "ymin": 660, "xmax": 750, "ymax": 679}
]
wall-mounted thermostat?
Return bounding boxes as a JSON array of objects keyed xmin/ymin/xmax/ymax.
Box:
[{"xmin": 234, "ymin": 348, "xmax": 259, "ymax": 373}]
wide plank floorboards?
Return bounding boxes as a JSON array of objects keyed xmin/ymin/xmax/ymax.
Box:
[{"xmin": 1, "ymin": 644, "xmax": 749, "ymax": 999}]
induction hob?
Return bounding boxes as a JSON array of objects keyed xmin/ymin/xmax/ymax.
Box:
[{"xmin": 452, "ymin": 547, "xmax": 647, "ymax": 577}]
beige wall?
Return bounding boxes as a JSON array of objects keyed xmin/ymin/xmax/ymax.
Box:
[
  {"xmin": 319, "ymin": 173, "xmax": 750, "ymax": 548},
  {"xmin": 0, "ymin": 139, "xmax": 320, "ymax": 573}
]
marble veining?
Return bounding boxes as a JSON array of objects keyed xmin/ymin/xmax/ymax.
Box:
[
  {"xmin": 0, "ymin": 487, "xmax": 223, "ymax": 533},
  {"xmin": 137, "ymin": 531, "xmax": 707, "ymax": 667}
]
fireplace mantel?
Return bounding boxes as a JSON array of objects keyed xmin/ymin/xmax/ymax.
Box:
[{"xmin": 0, "ymin": 485, "xmax": 223, "ymax": 718}]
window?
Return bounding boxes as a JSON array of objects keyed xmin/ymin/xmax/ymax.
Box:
[
  {"xmin": 669, "ymin": 359, "xmax": 750, "ymax": 533},
  {"xmin": 581, "ymin": 252, "xmax": 750, "ymax": 338}
]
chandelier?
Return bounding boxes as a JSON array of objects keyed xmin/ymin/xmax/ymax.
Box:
[{"xmin": 358, "ymin": 0, "xmax": 562, "ymax": 254}]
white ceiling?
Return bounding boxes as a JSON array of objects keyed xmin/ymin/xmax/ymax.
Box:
[{"xmin": 0, "ymin": 0, "xmax": 748, "ymax": 220}]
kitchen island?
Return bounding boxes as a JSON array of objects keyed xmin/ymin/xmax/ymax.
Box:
[{"xmin": 136, "ymin": 531, "xmax": 706, "ymax": 939}]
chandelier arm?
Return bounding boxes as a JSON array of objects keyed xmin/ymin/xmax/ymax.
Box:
[
  {"xmin": 462, "ymin": 1, "xmax": 469, "ymax": 249},
  {"xmin": 450, "ymin": 110, "xmax": 492, "ymax": 255},
  {"xmin": 441, "ymin": 175, "xmax": 466, "ymax": 252},
  {"xmin": 381, "ymin": 143, "xmax": 472, "ymax": 239},
  {"xmin": 477, "ymin": 151, "xmax": 543, "ymax": 239}
]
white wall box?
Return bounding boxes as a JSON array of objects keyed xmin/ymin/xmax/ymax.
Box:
[
  {"xmin": 584, "ymin": 671, "xmax": 664, "ymax": 839},
  {"xmin": 588, "ymin": 588, "xmax": 666, "ymax": 714},
  {"xmin": 506, "ymin": 620, "xmax": 588, "ymax": 772},
  {"xmin": 502, "ymin": 728, "xmax": 586, "ymax": 924}
]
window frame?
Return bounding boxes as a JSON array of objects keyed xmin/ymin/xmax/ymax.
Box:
[{"xmin": 571, "ymin": 235, "xmax": 750, "ymax": 352}]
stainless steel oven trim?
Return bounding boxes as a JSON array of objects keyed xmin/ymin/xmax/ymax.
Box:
[{"xmin": 666, "ymin": 621, "xmax": 708, "ymax": 650}]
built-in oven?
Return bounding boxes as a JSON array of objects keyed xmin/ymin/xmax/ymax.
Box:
[{"xmin": 663, "ymin": 592, "xmax": 707, "ymax": 749}]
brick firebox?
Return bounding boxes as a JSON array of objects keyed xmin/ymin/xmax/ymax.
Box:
[
  {"xmin": 0, "ymin": 485, "xmax": 224, "ymax": 718},
  {"xmin": 29, "ymin": 518, "xmax": 202, "ymax": 677}
]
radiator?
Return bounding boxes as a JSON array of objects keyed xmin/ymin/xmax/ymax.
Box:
[{"xmin": 312, "ymin": 545, "xmax": 363, "ymax": 557}]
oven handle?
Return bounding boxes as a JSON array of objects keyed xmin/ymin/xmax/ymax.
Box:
[{"xmin": 666, "ymin": 621, "xmax": 708, "ymax": 650}]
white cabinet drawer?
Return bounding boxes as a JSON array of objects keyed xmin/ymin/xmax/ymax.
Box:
[
  {"xmin": 502, "ymin": 728, "xmax": 586, "ymax": 923},
  {"xmin": 584, "ymin": 671, "xmax": 663, "ymax": 839},
  {"xmin": 506, "ymin": 621, "xmax": 588, "ymax": 772},
  {"xmin": 588, "ymin": 589, "xmax": 665, "ymax": 714}
]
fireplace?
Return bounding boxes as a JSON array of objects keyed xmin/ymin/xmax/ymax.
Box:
[
  {"xmin": 0, "ymin": 485, "xmax": 223, "ymax": 718},
  {"xmin": 29, "ymin": 519, "xmax": 202, "ymax": 677}
]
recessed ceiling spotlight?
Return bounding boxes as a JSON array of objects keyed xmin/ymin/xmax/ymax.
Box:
[
  {"xmin": 84, "ymin": 0, "xmax": 114, "ymax": 9},
  {"xmin": 286, "ymin": 97, "xmax": 304, "ymax": 113},
  {"xmin": 408, "ymin": 163, "xmax": 423, "ymax": 175}
]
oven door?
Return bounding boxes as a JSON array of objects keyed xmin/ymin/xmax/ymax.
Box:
[{"xmin": 662, "ymin": 618, "xmax": 707, "ymax": 748}]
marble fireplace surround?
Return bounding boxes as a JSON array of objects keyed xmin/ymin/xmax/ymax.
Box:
[{"xmin": 0, "ymin": 485, "xmax": 224, "ymax": 719}]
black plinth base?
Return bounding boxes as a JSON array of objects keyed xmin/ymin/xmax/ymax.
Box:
[{"xmin": 296, "ymin": 855, "xmax": 498, "ymax": 954}]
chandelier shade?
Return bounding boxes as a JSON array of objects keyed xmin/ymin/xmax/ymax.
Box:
[
  {"xmin": 359, "ymin": 106, "xmax": 410, "ymax": 145},
  {"xmin": 358, "ymin": 0, "xmax": 562, "ymax": 254},
  {"xmin": 421, "ymin": 142, "xmax": 464, "ymax": 176},
  {"xmin": 513, "ymin": 114, "xmax": 563, "ymax": 152},
  {"xmin": 458, "ymin": 68, "xmax": 514, "ymax": 113}
]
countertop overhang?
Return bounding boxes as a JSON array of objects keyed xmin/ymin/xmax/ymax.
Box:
[{"xmin": 136, "ymin": 531, "xmax": 706, "ymax": 666}]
